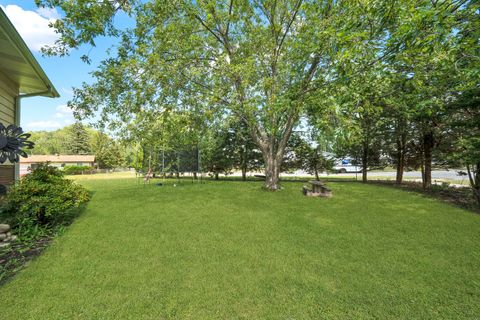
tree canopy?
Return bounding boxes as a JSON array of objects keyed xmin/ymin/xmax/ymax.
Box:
[{"xmin": 35, "ymin": 0, "xmax": 479, "ymax": 195}]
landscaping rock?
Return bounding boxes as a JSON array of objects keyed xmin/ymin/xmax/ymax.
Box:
[
  {"xmin": 0, "ymin": 226, "xmax": 17, "ymax": 243},
  {"xmin": 0, "ymin": 224, "xmax": 10, "ymax": 233},
  {"xmin": 0, "ymin": 242, "xmax": 10, "ymax": 248}
]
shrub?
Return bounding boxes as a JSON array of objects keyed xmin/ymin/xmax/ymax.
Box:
[
  {"xmin": 0, "ymin": 164, "xmax": 90, "ymax": 237},
  {"xmin": 63, "ymin": 165, "xmax": 93, "ymax": 175}
]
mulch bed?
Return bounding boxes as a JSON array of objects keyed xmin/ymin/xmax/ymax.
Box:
[
  {"xmin": 370, "ymin": 180, "xmax": 479, "ymax": 214},
  {"xmin": 0, "ymin": 236, "xmax": 52, "ymax": 286}
]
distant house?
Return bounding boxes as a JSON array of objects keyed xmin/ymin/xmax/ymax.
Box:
[
  {"xmin": 20, "ymin": 155, "xmax": 96, "ymax": 176},
  {"xmin": 0, "ymin": 8, "xmax": 59, "ymax": 185}
]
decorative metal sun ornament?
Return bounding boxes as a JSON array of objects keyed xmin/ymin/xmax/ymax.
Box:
[{"xmin": 0, "ymin": 123, "xmax": 34, "ymax": 164}]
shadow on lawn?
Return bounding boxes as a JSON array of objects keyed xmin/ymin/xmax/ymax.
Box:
[
  {"xmin": 0, "ymin": 191, "xmax": 94, "ymax": 286},
  {"xmin": 177, "ymin": 176, "xmax": 478, "ymax": 213},
  {"xmin": 177, "ymin": 175, "xmax": 357, "ymax": 183},
  {"xmin": 368, "ymin": 180, "xmax": 479, "ymax": 214}
]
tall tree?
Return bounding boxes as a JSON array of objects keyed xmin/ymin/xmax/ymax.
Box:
[
  {"xmin": 30, "ymin": 129, "xmax": 69, "ymax": 155},
  {"xmin": 444, "ymin": 89, "xmax": 480, "ymax": 205},
  {"xmin": 384, "ymin": 0, "xmax": 477, "ymax": 188},
  {"xmin": 65, "ymin": 122, "xmax": 91, "ymax": 155},
  {"xmin": 284, "ymin": 132, "xmax": 333, "ymax": 180},
  {"xmin": 228, "ymin": 120, "xmax": 263, "ymax": 180},
  {"xmin": 91, "ymin": 131, "xmax": 125, "ymax": 169},
  {"xmin": 37, "ymin": 0, "xmax": 399, "ymax": 190}
]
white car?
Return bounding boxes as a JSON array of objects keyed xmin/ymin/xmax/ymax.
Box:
[{"xmin": 333, "ymin": 159, "xmax": 362, "ymax": 173}]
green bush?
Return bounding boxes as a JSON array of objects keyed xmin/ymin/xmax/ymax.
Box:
[
  {"xmin": 0, "ymin": 164, "xmax": 90, "ymax": 237},
  {"xmin": 63, "ymin": 165, "xmax": 93, "ymax": 175}
]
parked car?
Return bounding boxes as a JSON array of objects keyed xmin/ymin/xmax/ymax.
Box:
[{"xmin": 333, "ymin": 158, "xmax": 362, "ymax": 173}]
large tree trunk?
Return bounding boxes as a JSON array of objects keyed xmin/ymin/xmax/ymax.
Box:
[
  {"xmin": 362, "ymin": 142, "xmax": 368, "ymax": 183},
  {"xmin": 422, "ymin": 131, "xmax": 434, "ymax": 189},
  {"xmin": 248, "ymin": 117, "xmax": 295, "ymax": 191},
  {"xmin": 264, "ymin": 152, "xmax": 281, "ymax": 190},
  {"xmin": 395, "ymin": 133, "xmax": 406, "ymax": 184},
  {"xmin": 241, "ymin": 167, "xmax": 247, "ymax": 181}
]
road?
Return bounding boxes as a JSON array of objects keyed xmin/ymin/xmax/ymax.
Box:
[
  {"xmin": 277, "ymin": 170, "xmax": 469, "ymax": 181},
  {"xmin": 355, "ymin": 170, "xmax": 466, "ymax": 180}
]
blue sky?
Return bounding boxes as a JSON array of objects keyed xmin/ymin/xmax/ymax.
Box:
[{"xmin": 1, "ymin": 1, "xmax": 124, "ymax": 131}]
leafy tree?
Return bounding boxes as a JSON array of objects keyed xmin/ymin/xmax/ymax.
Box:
[
  {"xmin": 380, "ymin": 77, "xmax": 418, "ymax": 184},
  {"xmin": 382, "ymin": 0, "xmax": 478, "ymax": 188},
  {"xmin": 283, "ymin": 132, "xmax": 333, "ymax": 180},
  {"xmin": 66, "ymin": 122, "xmax": 91, "ymax": 155},
  {"xmin": 202, "ymin": 123, "xmax": 237, "ymax": 180},
  {"xmin": 35, "ymin": 0, "xmax": 479, "ymax": 193},
  {"xmin": 444, "ymin": 88, "xmax": 480, "ymax": 205},
  {"xmin": 91, "ymin": 132, "xmax": 125, "ymax": 169},
  {"xmin": 227, "ymin": 120, "xmax": 263, "ymax": 180},
  {"xmin": 325, "ymin": 64, "xmax": 389, "ymax": 182},
  {"xmin": 38, "ymin": 0, "xmax": 401, "ymax": 190},
  {"xmin": 29, "ymin": 128, "xmax": 69, "ymax": 155}
]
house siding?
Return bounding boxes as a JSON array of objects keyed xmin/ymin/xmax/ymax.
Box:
[{"xmin": 0, "ymin": 70, "xmax": 18, "ymax": 185}]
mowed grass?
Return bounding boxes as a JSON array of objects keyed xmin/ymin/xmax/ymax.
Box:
[{"xmin": 0, "ymin": 178, "xmax": 479, "ymax": 319}]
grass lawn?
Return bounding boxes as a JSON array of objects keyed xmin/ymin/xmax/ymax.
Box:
[{"xmin": 0, "ymin": 177, "xmax": 479, "ymax": 319}]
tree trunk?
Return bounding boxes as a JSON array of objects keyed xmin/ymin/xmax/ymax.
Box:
[
  {"xmin": 241, "ymin": 167, "xmax": 247, "ymax": 181},
  {"xmin": 241, "ymin": 145, "xmax": 247, "ymax": 181},
  {"xmin": 395, "ymin": 133, "xmax": 406, "ymax": 184},
  {"xmin": 395, "ymin": 153, "xmax": 405, "ymax": 184},
  {"xmin": 362, "ymin": 142, "xmax": 368, "ymax": 183},
  {"xmin": 473, "ymin": 188, "xmax": 480, "ymax": 207},
  {"xmin": 264, "ymin": 152, "xmax": 281, "ymax": 190},
  {"xmin": 422, "ymin": 131, "xmax": 434, "ymax": 189},
  {"xmin": 420, "ymin": 163, "xmax": 425, "ymax": 186},
  {"xmin": 467, "ymin": 164, "xmax": 480, "ymax": 207},
  {"xmin": 314, "ymin": 149, "xmax": 320, "ymax": 181},
  {"xmin": 193, "ymin": 172, "xmax": 197, "ymax": 180},
  {"xmin": 214, "ymin": 172, "xmax": 219, "ymax": 180}
]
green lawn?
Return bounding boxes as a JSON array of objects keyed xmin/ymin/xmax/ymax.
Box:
[{"xmin": 0, "ymin": 177, "xmax": 479, "ymax": 319}]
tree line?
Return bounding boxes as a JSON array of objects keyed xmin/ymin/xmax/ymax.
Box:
[
  {"xmin": 29, "ymin": 122, "xmax": 126, "ymax": 170},
  {"xmin": 34, "ymin": 0, "xmax": 479, "ymax": 203}
]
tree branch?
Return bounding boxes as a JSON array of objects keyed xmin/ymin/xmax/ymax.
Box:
[{"xmin": 276, "ymin": 0, "xmax": 302, "ymax": 55}]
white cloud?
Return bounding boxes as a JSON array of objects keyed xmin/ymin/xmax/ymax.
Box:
[
  {"xmin": 56, "ymin": 104, "xmax": 73, "ymax": 116},
  {"xmin": 1, "ymin": 5, "xmax": 60, "ymax": 52},
  {"xmin": 61, "ymin": 87, "xmax": 74, "ymax": 96},
  {"xmin": 25, "ymin": 120, "xmax": 62, "ymax": 130},
  {"xmin": 24, "ymin": 104, "xmax": 74, "ymax": 130},
  {"xmin": 54, "ymin": 104, "xmax": 75, "ymax": 122},
  {"xmin": 36, "ymin": 7, "xmax": 60, "ymax": 20}
]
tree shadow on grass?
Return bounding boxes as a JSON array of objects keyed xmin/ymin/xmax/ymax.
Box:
[
  {"xmin": 368, "ymin": 180, "xmax": 480, "ymax": 214},
  {"xmin": 196, "ymin": 175, "xmax": 357, "ymax": 184}
]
